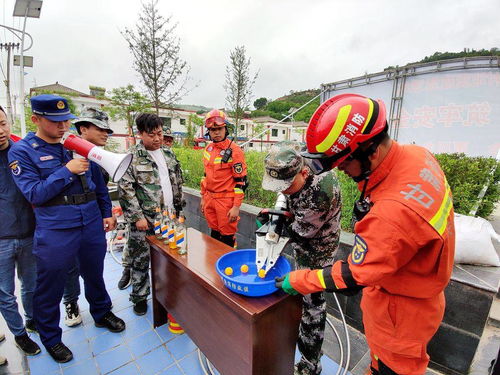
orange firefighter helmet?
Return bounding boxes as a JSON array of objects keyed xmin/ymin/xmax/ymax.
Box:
[{"xmin": 303, "ymin": 94, "xmax": 387, "ymax": 169}]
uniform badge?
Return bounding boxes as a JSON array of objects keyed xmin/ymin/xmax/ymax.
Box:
[
  {"xmin": 351, "ymin": 235, "xmax": 368, "ymax": 265},
  {"xmin": 233, "ymin": 163, "xmax": 243, "ymax": 174},
  {"xmin": 207, "ymin": 146, "xmax": 213, "ymax": 152},
  {"xmin": 269, "ymin": 170, "xmax": 279, "ymax": 178},
  {"xmin": 40, "ymin": 155, "xmax": 54, "ymax": 161},
  {"xmin": 9, "ymin": 160, "xmax": 21, "ymax": 176},
  {"xmin": 220, "ymin": 150, "xmax": 226, "ymax": 156},
  {"xmin": 56, "ymin": 100, "xmax": 65, "ymax": 109}
]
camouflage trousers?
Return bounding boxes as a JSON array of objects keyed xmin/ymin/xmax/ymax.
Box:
[
  {"xmin": 296, "ymin": 291, "xmax": 327, "ymax": 375},
  {"xmin": 127, "ymin": 229, "xmax": 152, "ymax": 304}
]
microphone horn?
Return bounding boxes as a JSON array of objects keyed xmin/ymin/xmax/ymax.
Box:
[{"xmin": 61, "ymin": 133, "xmax": 132, "ymax": 182}]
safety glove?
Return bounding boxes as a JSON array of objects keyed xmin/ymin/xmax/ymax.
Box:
[
  {"xmin": 256, "ymin": 210, "xmax": 270, "ymax": 229},
  {"xmin": 274, "ymin": 274, "xmax": 299, "ymax": 295}
]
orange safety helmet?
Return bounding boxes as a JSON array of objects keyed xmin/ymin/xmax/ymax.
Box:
[
  {"xmin": 303, "ymin": 93, "xmax": 387, "ymax": 170},
  {"xmin": 205, "ymin": 109, "xmax": 227, "ymax": 129}
]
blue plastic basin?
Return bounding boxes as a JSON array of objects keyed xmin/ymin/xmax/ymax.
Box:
[{"xmin": 215, "ymin": 249, "xmax": 291, "ymax": 297}]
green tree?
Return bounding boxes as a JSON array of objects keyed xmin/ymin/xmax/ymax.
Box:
[
  {"xmin": 251, "ymin": 123, "xmax": 266, "ymax": 152},
  {"xmin": 104, "ymin": 85, "xmax": 152, "ymax": 144},
  {"xmin": 122, "ymin": 0, "xmax": 191, "ymax": 114},
  {"xmin": 224, "ymin": 45, "xmax": 259, "ymax": 137},
  {"xmin": 183, "ymin": 113, "xmax": 204, "ymax": 146},
  {"xmin": 253, "ymin": 97, "xmax": 267, "ymax": 110}
]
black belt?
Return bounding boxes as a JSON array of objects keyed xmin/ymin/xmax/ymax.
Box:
[{"xmin": 39, "ymin": 192, "xmax": 97, "ymax": 207}]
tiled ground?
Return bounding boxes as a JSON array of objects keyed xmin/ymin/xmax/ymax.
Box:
[{"xmin": 0, "ymin": 251, "xmax": 346, "ymax": 375}]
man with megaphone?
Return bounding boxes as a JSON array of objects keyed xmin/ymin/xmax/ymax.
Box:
[
  {"xmin": 8, "ymin": 94, "xmax": 126, "ymax": 363},
  {"xmin": 56, "ymin": 107, "xmax": 118, "ymax": 330}
]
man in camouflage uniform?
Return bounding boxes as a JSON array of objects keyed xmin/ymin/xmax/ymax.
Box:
[
  {"xmin": 118, "ymin": 113, "xmax": 184, "ymax": 315},
  {"xmin": 261, "ymin": 141, "xmax": 342, "ymax": 375}
]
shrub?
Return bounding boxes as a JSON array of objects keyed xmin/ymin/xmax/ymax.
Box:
[
  {"xmin": 435, "ymin": 153, "xmax": 500, "ymax": 218},
  {"xmin": 173, "ymin": 147, "xmax": 500, "ymax": 232}
]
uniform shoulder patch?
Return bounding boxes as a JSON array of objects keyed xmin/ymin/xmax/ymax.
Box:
[
  {"xmin": 350, "ymin": 235, "xmax": 368, "ymax": 265},
  {"xmin": 233, "ymin": 162, "xmax": 243, "ymax": 174},
  {"xmin": 9, "ymin": 160, "xmax": 21, "ymax": 176}
]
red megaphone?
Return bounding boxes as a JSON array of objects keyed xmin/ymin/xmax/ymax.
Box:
[{"xmin": 60, "ymin": 132, "xmax": 132, "ymax": 182}]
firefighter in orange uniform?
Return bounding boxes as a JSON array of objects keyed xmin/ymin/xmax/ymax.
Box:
[
  {"xmin": 275, "ymin": 94, "xmax": 455, "ymax": 375},
  {"xmin": 200, "ymin": 109, "xmax": 247, "ymax": 247}
]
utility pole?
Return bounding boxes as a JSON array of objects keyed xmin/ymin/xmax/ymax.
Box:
[{"xmin": 0, "ymin": 42, "xmax": 20, "ymax": 125}]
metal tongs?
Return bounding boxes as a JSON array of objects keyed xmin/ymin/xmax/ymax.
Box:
[{"xmin": 256, "ymin": 194, "xmax": 292, "ymax": 275}]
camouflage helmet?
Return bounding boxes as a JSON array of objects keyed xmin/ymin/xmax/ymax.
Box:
[
  {"xmin": 163, "ymin": 125, "xmax": 174, "ymax": 139},
  {"xmin": 73, "ymin": 106, "xmax": 113, "ymax": 134},
  {"xmin": 262, "ymin": 141, "xmax": 305, "ymax": 192}
]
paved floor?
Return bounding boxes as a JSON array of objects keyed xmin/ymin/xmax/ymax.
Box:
[{"xmin": 0, "ymin": 251, "xmax": 345, "ymax": 375}]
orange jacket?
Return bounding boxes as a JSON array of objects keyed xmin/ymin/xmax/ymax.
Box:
[
  {"xmin": 289, "ymin": 142, "xmax": 455, "ymax": 374},
  {"xmin": 200, "ymin": 138, "xmax": 247, "ymax": 207}
]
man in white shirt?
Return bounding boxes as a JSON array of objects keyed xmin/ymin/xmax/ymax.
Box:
[{"xmin": 118, "ymin": 113, "xmax": 184, "ymax": 315}]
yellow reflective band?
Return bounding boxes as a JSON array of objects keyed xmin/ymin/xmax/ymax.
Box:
[
  {"xmin": 234, "ymin": 188, "xmax": 244, "ymax": 194},
  {"xmin": 214, "ymin": 157, "xmax": 222, "ymax": 164},
  {"xmin": 360, "ymin": 98, "xmax": 374, "ymax": 133},
  {"xmin": 429, "ymin": 182, "xmax": 453, "ymax": 236},
  {"xmin": 315, "ymin": 105, "xmax": 351, "ymax": 153},
  {"xmin": 203, "ymin": 150, "xmax": 210, "ymax": 160},
  {"xmin": 317, "ymin": 270, "xmax": 327, "ymax": 289}
]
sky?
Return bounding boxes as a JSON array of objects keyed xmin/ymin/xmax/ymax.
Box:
[{"xmin": 0, "ymin": 0, "xmax": 499, "ymax": 110}]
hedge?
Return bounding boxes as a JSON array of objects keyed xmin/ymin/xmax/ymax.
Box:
[{"xmin": 173, "ymin": 147, "xmax": 500, "ymax": 231}]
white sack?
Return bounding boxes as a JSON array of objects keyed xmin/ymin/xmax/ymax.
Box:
[{"xmin": 453, "ymin": 213, "xmax": 500, "ymax": 266}]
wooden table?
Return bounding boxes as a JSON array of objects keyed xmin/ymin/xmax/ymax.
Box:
[{"xmin": 148, "ymin": 228, "xmax": 302, "ymax": 375}]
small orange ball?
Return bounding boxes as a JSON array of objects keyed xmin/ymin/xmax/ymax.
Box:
[
  {"xmin": 258, "ymin": 269, "xmax": 266, "ymax": 278},
  {"xmin": 224, "ymin": 267, "xmax": 233, "ymax": 276},
  {"xmin": 240, "ymin": 264, "xmax": 249, "ymax": 273}
]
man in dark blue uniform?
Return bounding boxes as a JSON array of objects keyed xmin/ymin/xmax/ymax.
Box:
[{"xmin": 8, "ymin": 94, "xmax": 125, "ymax": 363}]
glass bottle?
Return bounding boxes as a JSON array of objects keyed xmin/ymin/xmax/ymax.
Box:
[
  {"xmin": 154, "ymin": 207, "xmax": 162, "ymax": 239},
  {"xmin": 168, "ymin": 212, "xmax": 177, "ymax": 249},
  {"xmin": 176, "ymin": 212, "xmax": 187, "ymax": 255},
  {"xmin": 161, "ymin": 209, "xmax": 170, "ymax": 244}
]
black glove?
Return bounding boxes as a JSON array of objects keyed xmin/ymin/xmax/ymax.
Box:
[{"xmin": 256, "ymin": 210, "xmax": 270, "ymax": 228}]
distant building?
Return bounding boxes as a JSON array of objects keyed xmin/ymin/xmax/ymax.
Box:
[{"xmin": 29, "ymin": 83, "xmax": 201, "ymax": 151}]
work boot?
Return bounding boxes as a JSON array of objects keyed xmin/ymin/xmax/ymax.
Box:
[
  {"xmin": 25, "ymin": 319, "xmax": 37, "ymax": 333},
  {"xmin": 14, "ymin": 333, "xmax": 41, "ymax": 356},
  {"xmin": 64, "ymin": 302, "xmax": 82, "ymax": 327},
  {"xmin": 0, "ymin": 355, "xmax": 6, "ymax": 366},
  {"xmin": 294, "ymin": 363, "xmax": 320, "ymax": 375},
  {"xmin": 95, "ymin": 311, "xmax": 126, "ymax": 333},
  {"xmin": 47, "ymin": 342, "xmax": 73, "ymax": 363},
  {"xmin": 133, "ymin": 300, "xmax": 148, "ymax": 316},
  {"xmin": 117, "ymin": 267, "xmax": 131, "ymax": 290}
]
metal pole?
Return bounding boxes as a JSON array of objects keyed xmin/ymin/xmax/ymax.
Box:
[
  {"xmin": 1, "ymin": 43, "xmax": 19, "ymax": 125},
  {"xmin": 19, "ymin": 8, "xmax": 28, "ymax": 137}
]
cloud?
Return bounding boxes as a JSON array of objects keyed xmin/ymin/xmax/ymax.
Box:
[{"xmin": 1, "ymin": 0, "xmax": 499, "ymax": 109}]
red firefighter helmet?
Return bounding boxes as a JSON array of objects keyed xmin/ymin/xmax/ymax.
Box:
[
  {"xmin": 205, "ymin": 109, "xmax": 227, "ymax": 129},
  {"xmin": 303, "ymin": 93, "xmax": 387, "ymax": 169}
]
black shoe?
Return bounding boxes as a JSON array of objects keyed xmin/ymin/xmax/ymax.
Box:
[
  {"xmin": 14, "ymin": 333, "xmax": 41, "ymax": 356},
  {"xmin": 133, "ymin": 300, "xmax": 147, "ymax": 316},
  {"xmin": 64, "ymin": 302, "xmax": 82, "ymax": 327},
  {"xmin": 117, "ymin": 267, "xmax": 131, "ymax": 290},
  {"xmin": 25, "ymin": 319, "xmax": 37, "ymax": 333},
  {"xmin": 95, "ymin": 311, "xmax": 125, "ymax": 333},
  {"xmin": 47, "ymin": 342, "xmax": 73, "ymax": 363}
]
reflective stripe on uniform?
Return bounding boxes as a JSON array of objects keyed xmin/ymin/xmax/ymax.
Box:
[{"xmin": 429, "ymin": 181, "xmax": 453, "ymax": 236}]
